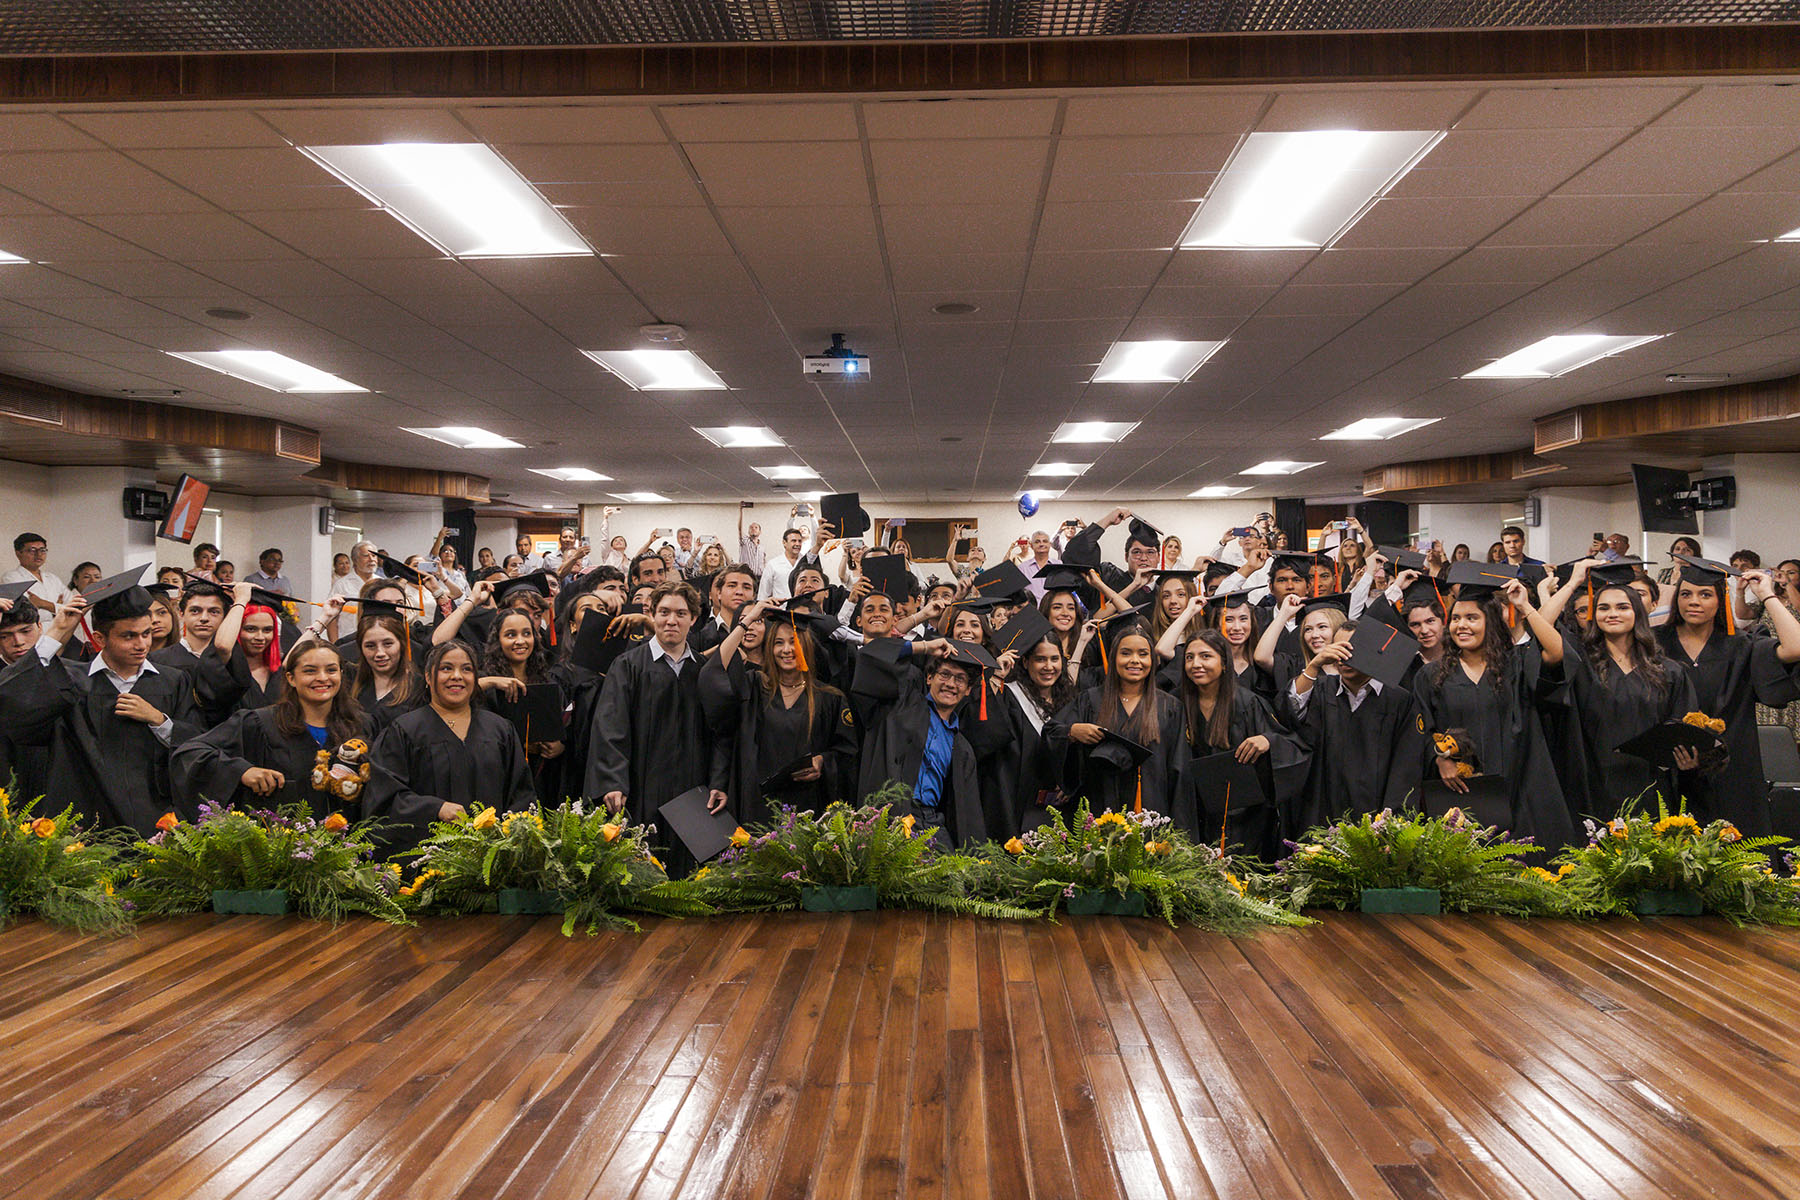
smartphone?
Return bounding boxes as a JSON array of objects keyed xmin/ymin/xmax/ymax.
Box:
[
  {"xmin": 698, "ymin": 534, "xmax": 718, "ymax": 546},
  {"xmin": 1330, "ymin": 520, "xmax": 1350, "ymax": 531},
  {"xmin": 579, "ymin": 536, "xmax": 590, "ymax": 548},
  {"xmin": 1592, "ymin": 531, "xmax": 1605, "ymax": 543},
  {"xmin": 739, "ymin": 500, "xmax": 754, "ymax": 509},
  {"xmin": 794, "ymin": 503, "xmax": 814, "ymax": 519},
  {"xmin": 652, "ymin": 527, "xmax": 671, "ymax": 538},
  {"xmin": 1419, "ymin": 538, "xmax": 1439, "ymax": 554},
  {"xmin": 1229, "ymin": 526, "xmax": 1255, "ymax": 538}
]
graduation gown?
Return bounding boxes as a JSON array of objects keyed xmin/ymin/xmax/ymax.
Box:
[
  {"xmin": 1411, "ymin": 640, "xmax": 1575, "ymax": 851},
  {"xmin": 1654, "ymin": 625, "xmax": 1799, "ymax": 835},
  {"xmin": 583, "ymin": 641, "xmax": 711, "ymax": 868},
  {"xmin": 1174, "ymin": 690, "xmax": 1310, "ymax": 857},
  {"xmin": 172, "ymin": 707, "xmax": 381, "ymax": 819},
  {"xmin": 365, "ymin": 706, "xmax": 536, "ymax": 849},
  {"xmin": 151, "ymin": 642, "xmax": 244, "ymax": 730},
  {"xmin": 1551, "ymin": 651, "xmax": 1697, "ymax": 817},
  {"xmin": 1055, "ymin": 686, "xmax": 1186, "ymax": 817},
  {"xmin": 957, "ymin": 679, "xmax": 1033, "ymax": 842},
  {"xmin": 1281, "ymin": 675, "xmax": 1429, "ymax": 832},
  {"xmin": 223, "ymin": 645, "xmax": 284, "ymax": 712},
  {"xmin": 0, "ymin": 652, "xmax": 202, "ymax": 836},
  {"xmin": 355, "ymin": 671, "xmax": 426, "ymax": 734},
  {"xmin": 853, "ymin": 684, "xmax": 988, "ymax": 847},
  {"xmin": 699, "ymin": 655, "xmax": 860, "ymax": 825},
  {"xmin": 989, "ymin": 683, "xmax": 1072, "ymax": 834}
]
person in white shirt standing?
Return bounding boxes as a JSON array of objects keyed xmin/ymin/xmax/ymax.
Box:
[
  {"xmin": 2, "ymin": 532, "xmax": 64, "ymax": 615},
  {"xmin": 756, "ymin": 528, "xmax": 808, "ymax": 602},
  {"xmin": 326, "ymin": 541, "xmax": 384, "ymax": 638}
]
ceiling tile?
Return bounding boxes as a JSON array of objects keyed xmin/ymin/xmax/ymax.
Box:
[
  {"xmin": 454, "ymin": 103, "xmax": 669, "ymax": 143},
  {"xmin": 256, "ymin": 107, "xmax": 475, "ymax": 145},
  {"xmin": 65, "ymin": 110, "xmax": 288, "ymax": 149},
  {"xmin": 684, "ymin": 141, "xmax": 870, "ymax": 207},
  {"xmin": 660, "ymin": 102, "xmax": 858, "ymax": 143},
  {"xmin": 1455, "ymin": 84, "xmax": 1691, "ymax": 129},
  {"xmin": 870, "ymin": 138, "xmax": 1049, "ymax": 205},
  {"xmin": 862, "ymin": 98, "xmax": 1059, "ymax": 140},
  {"xmin": 1034, "ymin": 201, "xmax": 1190, "ymax": 252},
  {"xmin": 1258, "ymin": 87, "xmax": 1479, "ymax": 131},
  {"xmin": 0, "ymin": 151, "xmax": 212, "ymax": 214},
  {"xmin": 1060, "ymin": 92, "xmax": 1269, "ymax": 138}
]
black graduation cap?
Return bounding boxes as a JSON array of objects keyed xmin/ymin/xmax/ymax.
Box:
[
  {"xmin": 0, "ymin": 579, "xmax": 33, "ymax": 610},
  {"xmin": 571, "ymin": 610, "xmax": 649, "ymax": 675},
  {"xmin": 495, "ymin": 570, "xmax": 554, "ymax": 604},
  {"xmin": 1446, "ymin": 561, "xmax": 1519, "ymax": 597},
  {"xmin": 349, "ymin": 596, "xmax": 421, "ymax": 623},
  {"xmin": 240, "ymin": 584, "xmax": 296, "ymax": 613},
  {"xmin": 849, "ymin": 635, "xmax": 908, "ymax": 701},
  {"xmin": 942, "ymin": 638, "xmax": 1000, "ymax": 674},
  {"xmin": 1037, "ymin": 565, "xmax": 1090, "ymax": 592},
  {"xmin": 1202, "ymin": 591, "xmax": 1257, "ymax": 634},
  {"xmin": 1268, "ymin": 551, "xmax": 1319, "ymax": 579},
  {"xmin": 948, "ymin": 595, "xmax": 1010, "ymax": 614},
  {"xmin": 1400, "ymin": 576, "xmax": 1449, "ymax": 613},
  {"xmin": 859, "ymin": 554, "xmax": 914, "ymax": 598},
  {"xmin": 1589, "ymin": 558, "xmax": 1647, "ymax": 588},
  {"xmin": 1058, "ymin": 537, "xmax": 1103, "ymax": 570},
  {"xmin": 657, "ymin": 786, "xmax": 742, "ymax": 864},
  {"xmin": 1671, "ymin": 552, "xmax": 1738, "ymax": 588},
  {"xmin": 989, "ymin": 604, "xmax": 1054, "ymax": 657},
  {"xmin": 820, "ymin": 492, "xmax": 871, "ymax": 539},
  {"xmin": 1126, "ymin": 516, "xmax": 1164, "ymax": 550},
  {"xmin": 1614, "ymin": 720, "xmax": 1722, "ymax": 770},
  {"xmin": 1087, "ymin": 729, "xmax": 1153, "ymax": 774},
  {"xmin": 1551, "ymin": 559, "xmax": 1584, "ymax": 588},
  {"xmin": 1179, "ymin": 752, "xmax": 1270, "ymax": 816},
  {"xmin": 968, "ymin": 560, "xmax": 1030, "ymax": 599},
  {"xmin": 0, "ymin": 580, "xmax": 37, "ymax": 627},
  {"xmin": 1376, "ymin": 545, "xmax": 1427, "ymax": 572},
  {"xmin": 375, "ymin": 551, "xmax": 426, "ymax": 586},
  {"xmin": 1299, "ymin": 592, "xmax": 1352, "ymax": 618},
  {"xmin": 81, "ymin": 564, "xmax": 152, "ymax": 622},
  {"xmin": 1418, "ymin": 774, "xmax": 1513, "ymax": 829},
  {"xmin": 487, "ymin": 682, "xmax": 565, "ymax": 745},
  {"xmin": 1202, "ymin": 561, "xmax": 1237, "ymax": 588},
  {"xmin": 760, "ymin": 753, "xmax": 817, "ymax": 797},
  {"xmin": 1344, "ymin": 619, "xmax": 1421, "ymax": 689}
]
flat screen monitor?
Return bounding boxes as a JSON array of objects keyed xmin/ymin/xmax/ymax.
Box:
[
  {"xmin": 1632, "ymin": 463, "xmax": 1698, "ymax": 536},
  {"xmin": 158, "ymin": 474, "xmax": 210, "ymax": 544}
]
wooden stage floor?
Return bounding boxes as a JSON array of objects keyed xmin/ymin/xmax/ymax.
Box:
[{"xmin": 4, "ymin": 912, "xmax": 1798, "ymax": 1200}]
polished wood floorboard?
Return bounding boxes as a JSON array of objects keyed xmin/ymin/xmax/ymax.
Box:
[{"xmin": 4, "ymin": 911, "xmax": 1798, "ymax": 1200}]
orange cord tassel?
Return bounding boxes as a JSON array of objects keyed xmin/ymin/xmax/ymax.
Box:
[
  {"xmin": 979, "ymin": 675, "xmax": 987, "ymax": 721},
  {"xmin": 1220, "ymin": 781, "xmax": 1231, "ymax": 853},
  {"xmin": 1726, "ymin": 599, "xmax": 1735, "ymax": 636},
  {"xmin": 792, "ymin": 617, "xmax": 808, "ymax": 674},
  {"xmin": 1134, "ymin": 769, "xmax": 1142, "ymax": 814}
]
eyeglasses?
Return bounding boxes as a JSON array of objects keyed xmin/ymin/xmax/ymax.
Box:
[{"xmin": 20, "ymin": 545, "xmax": 46, "ymax": 555}]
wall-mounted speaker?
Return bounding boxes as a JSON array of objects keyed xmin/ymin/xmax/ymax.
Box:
[{"xmin": 1353, "ymin": 500, "xmax": 1410, "ymax": 547}]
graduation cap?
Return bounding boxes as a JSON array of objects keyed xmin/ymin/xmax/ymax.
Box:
[
  {"xmin": 0, "ymin": 578, "xmax": 33, "ymax": 610},
  {"xmin": 990, "ymin": 604, "xmax": 1054, "ymax": 658},
  {"xmin": 949, "ymin": 594, "xmax": 1010, "ymax": 614},
  {"xmin": 849, "ymin": 635, "xmax": 908, "ymax": 701},
  {"xmin": 968, "ymin": 560, "xmax": 1030, "ymax": 599},
  {"xmin": 1299, "ymin": 592, "xmax": 1352, "ymax": 618},
  {"xmin": 657, "ymin": 786, "xmax": 742, "ymax": 864},
  {"xmin": 1126, "ymin": 516, "xmax": 1164, "ymax": 552},
  {"xmin": 239, "ymin": 584, "xmax": 296, "ymax": 613},
  {"xmin": 0, "ymin": 580, "xmax": 37, "ymax": 627},
  {"xmin": 859, "ymin": 553, "xmax": 914, "ymax": 599},
  {"xmin": 1344, "ymin": 619, "xmax": 1421, "ymax": 689},
  {"xmin": 1038, "ymin": 565, "xmax": 1091, "ymax": 593},
  {"xmin": 1376, "ymin": 545, "xmax": 1428, "ymax": 572},
  {"xmin": 942, "ymin": 638, "xmax": 999, "ymax": 674},
  {"xmin": 349, "ymin": 596, "xmax": 421, "ymax": 622},
  {"xmin": 1179, "ymin": 752, "xmax": 1270, "ymax": 817},
  {"xmin": 1588, "ymin": 558, "xmax": 1647, "ymax": 588},
  {"xmin": 487, "ymin": 682, "xmax": 565, "ymax": 746},
  {"xmin": 80, "ymin": 564, "xmax": 152, "ymax": 623},
  {"xmin": 760, "ymin": 753, "xmax": 818, "ymax": 797},
  {"xmin": 495, "ymin": 570, "xmax": 554, "ymax": 605},
  {"xmin": 375, "ymin": 551, "xmax": 427, "ymax": 586},
  {"xmin": 1614, "ymin": 720, "xmax": 1722, "ymax": 770},
  {"xmin": 1445, "ymin": 561, "xmax": 1520, "ymax": 597},
  {"xmin": 1418, "ymin": 774, "xmax": 1513, "ymax": 829},
  {"xmin": 820, "ymin": 492, "xmax": 871, "ymax": 540},
  {"xmin": 1671, "ymin": 552, "xmax": 1738, "ymax": 587},
  {"xmin": 1202, "ymin": 590, "xmax": 1257, "ymax": 634},
  {"xmin": 571, "ymin": 610, "xmax": 649, "ymax": 675},
  {"xmin": 1149, "ymin": 568, "xmax": 1202, "ymax": 589},
  {"xmin": 1268, "ymin": 551, "xmax": 1319, "ymax": 579},
  {"xmin": 1399, "ymin": 575, "xmax": 1449, "ymax": 615},
  {"xmin": 1086, "ymin": 728, "xmax": 1153, "ymax": 775},
  {"xmin": 1057, "ymin": 536, "xmax": 1103, "ymax": 570}
]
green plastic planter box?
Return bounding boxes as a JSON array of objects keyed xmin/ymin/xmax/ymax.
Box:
[
  {"xmin": 496, "ymin": 888, "xmax": 565, "ymax": 915},
  {"xmin": 1633, "ymin": 890, "xmax": 1705, "ymax": 917},
  {"xmin": 211, "ymin": 889, "xmax": 288, "ymax": 915},
  {"xmin": 1064, "ymin": 888, "xmax": 1148, "ymax": 917},
  {"xmin": 1359, "ymin": 887, "xmax": 1441, "ymax": 915},
  {"xmin": 799, "ymin": 885, "xmax": 877, "ymax": 912}
]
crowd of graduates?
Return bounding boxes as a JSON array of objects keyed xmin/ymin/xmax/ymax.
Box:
[{"xmin": 5, "ymin": 503, "xmax": 1800, "ymax": 875}]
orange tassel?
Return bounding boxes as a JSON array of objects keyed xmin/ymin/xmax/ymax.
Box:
[
  {"xmin": 1134, "ymin": 769, "xmax": 1142, "ymax": 814},
  {"xmin": 979, "ymin": 675, "xmax": 988, "ymax": 721},
  {"xmin": 1098, "ymin": 632, "xmax": 1109, "ymax": 676},
  {"xmin": 1220, "ymin": 781, "xmax": 1231, "ymax": 853},
  {"xmin": 791, "ymin": 615, "xmax": 808, "ymax": 674},
  {"xmin": 1726, "ymin": 597, "xmax": 1735, "ymax": 636}
]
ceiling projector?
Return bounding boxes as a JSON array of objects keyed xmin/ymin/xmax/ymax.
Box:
[{"xmin": 803, "ymin": 332, "xmax": 870, "ymax": 379}]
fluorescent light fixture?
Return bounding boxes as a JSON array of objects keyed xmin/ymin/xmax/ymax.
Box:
[
  {"xmin": 403, "ymin": 426, "xmax": 525, "ymax": 449},
  {"xmin": 1052, "ymin": 420, "xmax": 1139, "ymax": 444},
  {"xmin": 1241, "ymin": 460, "xmax": 1323, "ymax": 475},
  {"xmin": 298, "ymin": 142, "xmax": 590, "ymax": 259},
  {"xmin": 1320, "ymin": 416, "xmax": 1441, "ymax": 441},
  {"xmin": 1777, "ymin": 226, "xmax": 1800, "ymax": 241},
  {"xmin": 582, "ymin": 349, "xmax": 727, "ymax": 391},
  {"xmin": 694, "ymin": 425, "xmax": 784, "ymax": 449},
  {"xmin": 0, "ymin": 249, "xmax": 28, "ymax": 265},
  {"xmin": 611, "ymin": 491, "xmax": 671, "ymax": 504},
  {"xmin": 1092, "ymin": 340, "xmax": 1225, "ymax": 383},
  {"xmin": 1189, "ymin": 485, "xmax": 1251, "ymax": 498},
  {"xmin": 1181, "ymin": 129, "xmax": 1443, "ymax": 249},
  {"xmin": 788, "ymin": 490, "xmax": 825, "ymax": 502},
  {"xmin": 1024, "ymin": 488, "xmax": 1066, "ymax": 503},
  {"xmin": 530, "ymin": 467, "xmax": 611, "ymax": 482},
  {"xmin": 753, "ymin": 465, "xmax": 820, "ymax": 481},
  {"xmin": 1029, "ymin": 462, "xmax": 1091, "ymax": 477},
  {"xmin": 1463, "ymin": 333, "xmax": 1664, "ymax": 379},
  {"xmin": 167, "ymin": 349, "xmax": 365, "ymax": 393}
]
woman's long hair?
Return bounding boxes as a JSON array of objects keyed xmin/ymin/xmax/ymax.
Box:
[
  {"xmin": 272, "ymin": 643, "xmax": 365, "ymax": 745},
  {"xmin": 1019, "ymin": 633, "xmax": 1075, "ymax": 719},
  {"xmin": 424, "ymin": 640, "xmax": 477, "ymax": 707},
  {"xmin": 354, "ymin": 614, "xmax": 421, "ymax": 707},
  {"xmin": 481, "ymin": 608, "xmax": 552, "ymax": 683},
  {"xmin": 1579, "ymin": 583, "xmax": 1668, "ymax": 695},
  {"xmin": 1095, "ymin": 623, "xmax": 1161, "ymax": 746},
  {"xmin": 762, "ymin": 622, "xmax": 837, "ymax": 740},
  {"xmin": 1431, "ymin": 595, "xmax": 1514, "ymax": 693},
  {"xmin": 1039, "ymin": 587, "xmax": 1084, "ymax": 659},
  {"xmin": 241, "ymin": 603, "xmax": 283, "ymax": 674},
  {"xmin": 1179, "ymin": 629, "xmax": 1237, "ymax": 751},
  {"xmin": 1150, "ymin": 577, "xmax": 1195, "ymax": 642}
]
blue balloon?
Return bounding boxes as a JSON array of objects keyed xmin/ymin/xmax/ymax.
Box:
[{"xmin": 1017, "ymin": 492, "xmax": 1040, "ymax": 518}]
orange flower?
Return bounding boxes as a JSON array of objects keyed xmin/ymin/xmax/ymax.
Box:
[
  {"xmin": 469, "ymin": 807, "xmax": 498, "ymax": 830},
  {"xmin": 730, "ymin": 827, "xmax": 751, "ymax": 847},
  {"xmin": 1146, "ymin": 840, "xmax": 1172, "ymax": 857},
  {"xmin": 601, "ymin": 823, "xmax": 622, "ymax": 842},
  {"xmin": 322, "ymin": 812, "xmax": 349, "ymax": 832},
  {"xmin": 64, "ymin": 841, "xmax": 84, "ymax": 854},
  {"xmin": 155, "ymin": 812, "xmax": 179, "ymax": 832},
  {"xmin": 29, "ymin": 817, "xmax": 57, "ymax": 839},
  {"xmin": 1720, "ymin": 823, "xmax": 1742, "ymax": 843},
  {"xmin": 1004, "ymin": 837, "xmax": 1026, "ymax": 855},
  {"xmin": 899, "ymin": 814, "xmax": 917, "ymax": 838}
]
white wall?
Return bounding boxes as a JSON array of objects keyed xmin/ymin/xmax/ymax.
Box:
[
  {"xmin": 1414, "ymin": 503, "xmax": 1512, "ymax": 559},
  {"xmin": 1528, "ymin": 484, "xmax": 1649, "ymax": 565},
  {"xmin": 472, "ymin": 516, "xmax": 518, "ymax": 564},
  {"xmin": 1701, "ymin": 454, "xmax": 1800, "ymax": 564},
  {"xmin": 0, "ymin": 457, "xmax": 53, "ymax": 562},
  {"xmin": 41, "ymin": 465, "xmax": 158, "ymax": 580}
]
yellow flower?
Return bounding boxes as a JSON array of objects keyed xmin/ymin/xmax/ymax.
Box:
[
  {"xmin": 1608, "ymin": 819, "xmax": 1629, "ymax": 840},
  {"xmin": 1094, "ymin": 812, "xmax": 1129, "ymax": 830},
  {"xmin": 1528, "ymin": 866, "xmax": 1559, "ymax": 883},
  {"xmin": 900, "ymin": 814, "xmax": 916, "ymax": 838},
  {"xmin": 694, "ymin": 867, "xmax": 711, "ymax": 881},
  {"xmin": 1653, "ymin": 813, "xmax": 1700, "ymax": 837},
  {"xmin": 388, "ymin": 863, "xmax": 402, "ymax": 874},
  {"xmin": 648, "ymin": 853, "xmax": 664, "ymax": 871},
  {"xmin": 30, "ymin": 817, "xmax": 57, "ymax": 839},
  {"xmin": 15, "ymin": 821, "xmax": 27, "ymax": 834},
  {"xmin": 1225, "ymin": 872, "xmax": 1246, "ymax": 895},
  {"xmin": 102, "ymin": 879, "xmax": 114, "ymax": 896},
  {"xmin": 322, "ymin": 812, "xmax": 349, "ymax": 832},
  {"xmin": 730, "ymin": 827, "xmax": 751, "ymax": 847},
  {"xmin": 1146, "ymin": 840, "xmax": 1172, "ymax": 857},
  {"xmin": 0, "ymin": 787, "xmax": 9, "ymax": 816},
  {"xmin": 601, "ymin": 823, "xmax": 622, "ymax": 842},
  {"xmin": 1719, "ymin": 823, "xmax": 1742, "ymax": 844},
  {"xmin": 469, "ymin": 807, "xmax": 498, "ymax": 830},
  {"xmin": 64, "ymin": 841, "xmax": 84, "ymax": 854},
  {"xmin": 1004, "ymin": 837, "xmax": 1026, "ymax": 855},
  {"xmin": 1556, "ymin": 864, "xmax": 1575, "ymax": 877}
]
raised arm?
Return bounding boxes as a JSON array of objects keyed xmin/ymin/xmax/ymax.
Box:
[
  {"xmin": 1534, "ymin": 557, "xmax": 1598, "ymax": 632},
  {"xmin": 1254, "ymin": 594, "xmax": 1302, "ymax": 670},
  {"xmin": 1505, "ymin": 578, "xmax": 1564, "ymax": 666},
  {"xmin": 1156, "ymin": 595, "xmax": 1204, "ymax": 662},
  {"xmin": 433, "ymin": 579, "xmax": 493, "ymax": 646},
  {"xmin": 213, "ymin": 581, "xmax": 254, "ymax": 655},
  {"xmin": 1746, "ymin": 569, "xmax": 1800, "ymax": 662}
]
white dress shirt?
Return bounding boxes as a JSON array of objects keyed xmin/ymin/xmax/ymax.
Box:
[{"xmin": 34, "ymin": 638, "xmax": 176, "ymax": 743}]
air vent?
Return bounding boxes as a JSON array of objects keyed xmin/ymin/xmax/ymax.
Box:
[
  {"xmin": 1534, "ymin": 410, "xmax": 1583, "ymax": 454},
  {"xmin": 1362, "ymin": 467, "xmax": 1389, "ymax": 495},
  {"xmin": 0, "ymin": 389, "xmax": 63, "ymax": 426},
  {"xmin": 275, "ymin": 423, "xmax": 322, "ymax": 464}
]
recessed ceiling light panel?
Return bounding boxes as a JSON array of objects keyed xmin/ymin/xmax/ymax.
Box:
[
  {"xmin": 1051, "ymin": 421, "xmax": 1139, "ymax": 444},
  {"xmin": 530, "ymin": 467, "xmax": 611, "ymax": 482},
  {"xmin": 403, "ymin": 426, "xmax": 524, "ymax": 449},
  {"xmin": 1463, "ymin": 334, "xmax": 1664, "ymax": 379},
  {"xmin": 168, "ymin": 349, "xmax": 365, "ymax": 393},
  {"xmin": 1189, "ymin": 485, "xmax": 1252, "ymax": 497},
  {"xmin": 1240, "ymin": 460, "xmax": 1323, "ymax": 475},
  {"xmin": 1320, "ymin": 416, "xmax": 1441, "ymax": 440},
  {"xmin": 752, "ymin": 464, "xmax": 821, "ymax": 481},
  {"xmin": 1092, "ymin": 340, "xmax": 1225, "ymax": 383},
  {"xmin": 0, "ymin": 249, "xmax": 30, "ymax": 265},
  {"xmin": 694, "ymin": 425, "xmax": 784, "ymax": 448},
  {"xmin": 1181, "ymin": 130, "xmax": 1443, "ymax": 249},
  {"xmin": 300, "ymin": 142, "xmax": 591, "ymax": 259},
  {"xmin": 1029, "ymin": 462, "xmax": 1092, "ymax": 477},
  {"xmin": 611, "ymin": 491, "xmax": 671, "ymax": 503},
  {"xmin": 583, "ymin": 349, "xmax": 727, "ymax": 390}
]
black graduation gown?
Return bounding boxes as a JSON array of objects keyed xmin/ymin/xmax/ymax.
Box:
[
  {"xmin": 956, "ymin": 679, "xmax": 1031, "ymax": 842},
  {"xmin": 355, "ymin": 671, "xmax": 427, "ymax": 735},
  {"xmin": 1654, "ymin": 626, "xmax": 1799, "ymax": 834},
  {"xmin": 1060, "ymin": 525, "xmax": 1151, "ymax": 607},
  {"xmin": 223, "ymin": 645, "xmax": 284, "ymax": 712},
  {"xmin": 1412, "ymin": 640, "xmax": 1575, "ymax": 851},
  {"xmin": 478, "ymin": 663, "xmax": 576, "ymax": 804},
  {"xmin": 986, "ymin": 684, "xmax": 1072, "ymax": 834},
  {"xmin": 151, "ymin": 642, "xmax": 243, "ymax": 730},
  {"xmin": 1173, "ymin": 689, "xmax": 1310, "ymax": 857},
  {"xmin": 0, "ymin": 652, "xmax": 202, "ymax": 836},
  {"xmin": 699, "ymin": 655, "xmax": 860, "ymax": 825},
  {"xmin": 1551, "ymin": 651, "xmax": 1698, "ymax": 817},
  {"xmin": 1054, "ymin": 686, "xmax": 1186, "ymax": 817},
  {"xmin": 172, "ymin": 707, "xmax": 382, "ymax": 819},
  {"xmin": 583, "ymin": 641, "xmax": 711, "ymax": 869},
  {"xmin": 1281, "ymin": 675, "xmax": 1429, "ymax": 832},
  {"xmin": 853, "ymin": 684, "xmax": 988, "ymax": 848},
  {"xmin": 0, "ymin": 652, "xmax": 50, "ymax": 802},
  {"xmin": 365, "ymin": 706, "xmax": 536, "ymax": 849}
]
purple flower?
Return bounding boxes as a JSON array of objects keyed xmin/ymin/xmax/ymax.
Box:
[
  {"xmin": 120, "ymin": 901, "xmax": 136, "ymax": 911},
  {"xmin": 1062, "ymin": 884, "xmax": 1076, "ymax": 898},
  {"xmin": 781, "ymin": 870, "xmax": 801, "ymax": 882},
  {"xmin": 292, "ymin": 849, "xmax": 314, "ymax": 862}
]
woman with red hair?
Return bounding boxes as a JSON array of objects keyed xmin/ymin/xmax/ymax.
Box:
[{"xmin": 212, "ymin": 580, "xmax": 289, "ymax": 711}]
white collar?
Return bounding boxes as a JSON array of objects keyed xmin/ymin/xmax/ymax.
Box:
[
  {"xmin": 91, "ymin": 655, "xmax": 158, "ymax": 680},
  {"xmin": 648, "ymin": 638, "xmax": 692, "ymax": 665}
]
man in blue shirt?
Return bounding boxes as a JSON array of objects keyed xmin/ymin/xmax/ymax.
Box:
[{"xmin": 914, "ymin": 660, "xmax": 970, "ymax": 809}]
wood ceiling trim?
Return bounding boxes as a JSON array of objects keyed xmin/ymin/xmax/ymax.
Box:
[
  {"xmin": 304, "ymin": 458, "xmax": 491, "ymax": 504},
  {"xmin": 1362, "ymin": 450, "xmax": 1549, "ymax": 497},
  {"xmin": 1534, "ymin": 372, "xmax": 1800, "ymax": 456},
  {"xmin": 3, "ymin": 25, "xmax": 1800, "ymax": 104}
]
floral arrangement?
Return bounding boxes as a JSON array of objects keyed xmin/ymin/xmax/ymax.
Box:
[
  {"xmin": 1682, "ymin": 711, "xmax": 1728, "ymax": 735},
  {"xmin": 126, "ymin": 801, "xmax": 408, "ymax": 924},
  {"xmin": 694, "ymin": 785, "xmax": 1034, "ymax": 918},
  {"xmin": 0, "ymin": 788, "xmax": 133, "ymax": 934},
  {"xmin": 970, "ymin": 802, "xmax": 1308, "ymax": 932},
  {"xmin": 1270, "ymin": 807, "xmax": 1605, "ymax": 917},
  {"xmin": 401, "ymin": 802, "xmax": 710, "ymax": 934},
  {"xmin": 1554, "ymin": 799, "xmax": 1799, "ymax": 925}
]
